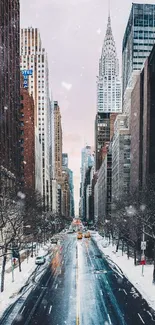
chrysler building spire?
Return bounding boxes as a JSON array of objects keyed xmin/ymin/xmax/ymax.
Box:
[
  {"xmin": 106, "ymin": 13, "xmax": 112, "ymax": 37},
  {"xmin": 97, "ymin": 14, "xmax": 122, "ymax": 113}
]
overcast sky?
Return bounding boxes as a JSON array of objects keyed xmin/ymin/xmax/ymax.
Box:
[{"xmin": 21, "ymin": 0, "xmax": 155, "ymax": 214}]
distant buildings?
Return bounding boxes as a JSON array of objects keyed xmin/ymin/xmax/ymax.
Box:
[
  {"xmin": 79, "ymin": 145, "xmax": 94, "ymax": 220},
  {"xmin": 97, "ymin": 143, "xmax": 112, "ymax": 224},
  {"xmin": 0, "ymin": 7, "xmax": 75, "ymax": 226},
  {"xmin": 0, "ymin": 0, "xmax": 20, "ymax": 197},
  {"xmin": 93, "ymin": 4, "xmax": 155, "ymax": 228},
  {"xmin": 67, "ymin": 168, "xmax": 75, "ymax": 217},
  {"xmin": 62, "ymin": 153, "xmax": 68, "ymax": 168},
  {"xmin": 62, "ymin": 164, "xmax": 75, "ymax": 218},
  {"xmin": 52, "ymin": 102, "xmax": 75, "ymax": 218}
]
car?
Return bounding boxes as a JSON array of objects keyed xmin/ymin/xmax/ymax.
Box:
[
  {"xmin": 84, "ymin": 231, "xmax": 91, "ymax": 238},
  {"xmin": 35, "ymin": 256, "xmax": 45, "ymax": 265},
  {"xmin": 77, "ymin": 232, "xmax": 83, "ymax": 239},
  {"xmin": 51, "ymin": 238, "xmax": 58, "ymax": 244},
  {"xmin": 67, "ymin": 230, "xmax": 74, "ymax": 234}
]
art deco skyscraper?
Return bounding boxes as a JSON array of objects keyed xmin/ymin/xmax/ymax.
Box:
[
  {"xmin": 95, "ymin": 15, "xmax": 121, "ymax": 171},
  {"xmin": 97, "ymin": 15, "xmax": 121, "ymax": 113}
]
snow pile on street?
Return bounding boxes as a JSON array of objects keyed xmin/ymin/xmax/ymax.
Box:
[
  {"xmin": 0, "ymin": 245, "xmax": 52, "ymax": 318},
  {"xmin": 92, "ymin": 232, "xmax": 155, "ymax": 311},
  {"xmin": 0, "ymin": 256, "xmax": 36, "ymax": 317}
]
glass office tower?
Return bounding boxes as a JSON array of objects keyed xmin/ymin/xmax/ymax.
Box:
[{"xmin": 122, "ymin": 3, "xmax": 155, "ymax": 95}]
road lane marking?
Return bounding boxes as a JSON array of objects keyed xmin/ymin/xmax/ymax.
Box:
[
  {"xmin": 107, "ymin": 314, "xmax": 112, "ymax": 325},
  {"xmin": 48, "ymin": 305, "xmax": 52, "ymax": 314},
  {"xmin": 138, "ymin": 313, "xmax": 145, "ymax": 324},
  {"xmin": 123, "ymin": 289, "xmax": 127, "ymax": 295},
  {"xmin": 76, "ymin": 243, "xmax": 80, "ymax": 325},
  {"xmin": 55, "ymin": 283, "xmax": 58, "ymax": 289},
  {"xmin": 20, "ymin": 306, "xmax": 26, "ymax": 313},
  {"xmin": 147, "ymin": 310, "xmax": 155, "ymax": 320}
]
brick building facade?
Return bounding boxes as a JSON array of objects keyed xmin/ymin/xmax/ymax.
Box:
[
  {"xmin": 20, "ymin": 76, "xmax": 35, "ymax": 190},
  {"xmin": 130, "ymin": 45, "xmax": 155, "ymax": 193}
]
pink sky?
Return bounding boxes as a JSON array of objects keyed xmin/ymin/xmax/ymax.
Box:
[{"xmin": 21, "ymin": 0, "xmax": 155, "ymax": 214}]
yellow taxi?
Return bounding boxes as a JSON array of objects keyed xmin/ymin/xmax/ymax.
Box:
[
  {"xmin": 84, "ymin": 231, "xmax": 91, "ymax": 238},
  {"xmin": 77, "ymin": 232, "xmax": 83, "ymax": 239}
]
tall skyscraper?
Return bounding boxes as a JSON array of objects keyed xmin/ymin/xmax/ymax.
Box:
[
  {"xmin": 20, "ymin": 28, "xmax": 51, "ymax": 210},
  {"xmin": 62, "ymin": 153, "xmax": 68, "ymax": 168},
  {"xmin": 95, "ymin": 15, "xmax": 121, "ymax": 172},
  {"xmin": 68, "ymin": 169, "xmax": 75, "ymax": 217},
  {"xmin": 95, "ymin": 112, "xmax": 110, "ymax": 171},
  {"xmin": 79, "ymin": 145, "xmax": 94, "ymax": 219},
  {"xmin": 0, "ymin": 0, "xmax": 20, "ymax": 196},
  {"xmin": 122, "ymin": 3, "xmax": 155, "ymax": 96},
  {"xmin": 97, "ymin": 15, "xmax": 121, "ymax": 113},
  {"xmin": 53, "ymin": 101, "xmax": 62, "ymax": 182},
  {"xmin": 62, "ymin": 166, "xmax": 75, "ymax": 218}
]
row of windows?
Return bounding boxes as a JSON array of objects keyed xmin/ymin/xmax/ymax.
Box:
[{"xmin": 134, "ymin": 17, "xmax": 155, "ymax": 27}]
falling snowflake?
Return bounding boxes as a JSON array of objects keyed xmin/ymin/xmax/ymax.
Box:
[
  {"xmin": 140, "ymin": 204, "xmax": 146, "ymax": 212},
  {"xmin": 61, "ymin": 81, "xmax": 72, "ymax": 91},
  {"xmin": 125, "ymin": 205, "xmax": 137, "ymax": 216},
  {"xmin": 97, "ymin": 28, "xmax": 101, "ymax": 35},
  {"xmin": 17, "ymin": 191, "xmax": 26, "ymax": 200}
]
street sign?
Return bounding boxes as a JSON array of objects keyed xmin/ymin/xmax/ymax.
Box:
[
  {"xmin": 21, "ymin": 69, "xmax": 33, "ymax": 88},
  {"xmin": 141, "ymin": 241, "xmax": 146, "ymax": 250}
]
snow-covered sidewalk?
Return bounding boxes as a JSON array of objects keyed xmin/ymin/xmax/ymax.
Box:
[
  {"xmin": 0, "ymin": 242, "xmax": 55, "ymax": 318},
  {"xmin": 92, "ymin": 232, "xmax": 155, "ymax": 311}
]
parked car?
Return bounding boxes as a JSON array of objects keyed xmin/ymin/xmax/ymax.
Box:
[
  {"xmin": 35, "ymin": 256, "xmax": 45, "ymax": 265},
  {"xmin": 51, "ymin": 238, "xmax": 58, "ymax": 244},
  {"xmin": 67, "ymin": 229, "xmax": 74, "ymax": 233}
]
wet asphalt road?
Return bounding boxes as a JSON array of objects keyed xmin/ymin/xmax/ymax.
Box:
[{"xmin": 2, "ymin": 233, "xmax": 155, "ymax": 325}]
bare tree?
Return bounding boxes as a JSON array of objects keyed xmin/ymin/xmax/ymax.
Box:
[{"xmin": 0, "ymin": 196, "xmax": 24, "ymax": 292}]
